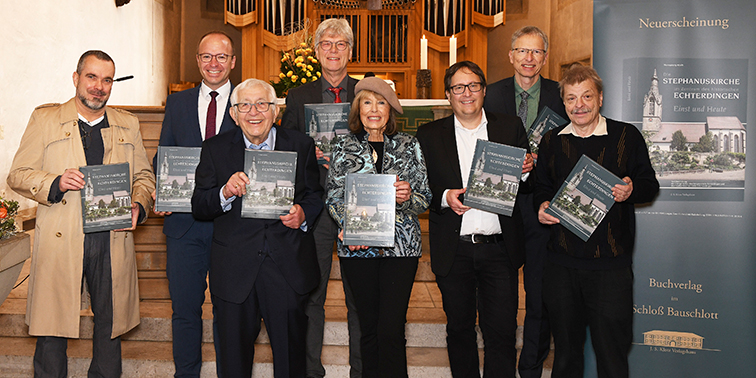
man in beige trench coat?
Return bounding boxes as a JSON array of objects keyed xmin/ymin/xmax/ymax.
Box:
[{"xmin": 7, "ymin": 50, "xmax": 155, "ymax": 377}]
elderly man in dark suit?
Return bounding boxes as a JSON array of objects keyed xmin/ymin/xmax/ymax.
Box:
[
  {"xmin": 483, "ymin": 26, "xmax": 568, "ymax": 378},
  {"xmin": 153, "ymin": 31, "xmax": 236, "ymax": 378},
  {"xmin": 192, "ymin": 78, "xmax": 322, "ymax": 377},
  {"xmin": 279, "ymin": 17, "xmax": 362, "ymax": 378},
  {"xmin": 416, "ymin": 61, "xmax": 533, "ymax": 378}
]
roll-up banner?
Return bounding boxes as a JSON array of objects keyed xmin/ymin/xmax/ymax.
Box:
[{"xmin": 593, "ymin": 0, "xmax": 756, "ymax": 376}]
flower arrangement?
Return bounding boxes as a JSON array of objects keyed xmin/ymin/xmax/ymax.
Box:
[
  {"xmin": 0, "ymin": 196, "xmax": 19, "ymax": 240},
  {"xmin": 271, "ymin": 41, "xmax": 322, "ymax": 97}
]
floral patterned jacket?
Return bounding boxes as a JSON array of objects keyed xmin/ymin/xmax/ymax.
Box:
[{"xmin": 326, "ymin": 131, "xmax": 431, "ymax": 258}]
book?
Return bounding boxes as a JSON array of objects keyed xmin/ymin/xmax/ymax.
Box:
[
  {"xmin": 155, "ymin": 146, "xmax": 201, "ymax": 212},
  {"xmin": 241, "ymin": 149, "xmax": 297, "ymax": 219},
  {"xmin": 80, "ymin": 162, "xmax": 132, "ymax": 233},
  {"xmin": 544, "ymin": 155, "xmax": 626, "ymax": 241},
  {"xmin": 343, "ymin": 173, "xmax": 396, "ymax": 247},
  {"xmin": 464, "ymin": 139, "xmax": 527, "ymax": 217},
  {"xmin": 304, "ymin": 103, "xmax": 351, "ymax": 164},
  {"xmin": 528, "ymin": 106, "xmax": 568, "ymax": 155}
]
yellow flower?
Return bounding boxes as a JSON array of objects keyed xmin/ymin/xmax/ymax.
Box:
[
  {"xmin": 307, "ymin": 65, "xmax": 313, "ymax": 71},
  {"xmin": 292, "ymin": 75, "xmax": 298, "ymax": 81},
  {"xmin": 287, "ymin": 71, "xmax": 293, "ymax": 77},
  {"xmin": 300, "ymin": 42, "xmax": 307, "ymax": 47},
  {"xmin": 316, "ymin": 71, "xmax": 321, "ymax": 77},
  {"xmin": 306, "ymin": 71, "xmax": 312, "ymax": 77},
  {"xmin": 279, "ymin": 72, "xmax": 285, "ymax": 79},
  {"xmin": 305, "ymin": 48, "xmax": 313, "ymax": 54},
  {"xmin": 311, "ymin": 76, "xmax": 318, "ymax": 82},
  {"xmin": 301, "ymin": 78, "xmax": 307, "ymax": 84},
  {"xmin": 312, "ymin": 58, "xmax": 318, "ymax": 64}
]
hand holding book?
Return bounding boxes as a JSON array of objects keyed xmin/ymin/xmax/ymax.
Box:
[{"xmin": 612, "ymin": 177, "xmax": 633, "ymax": 202}]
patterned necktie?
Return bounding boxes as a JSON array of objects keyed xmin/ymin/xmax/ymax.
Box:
[
  {"xmin": 205, "ymin": 91, "xmax": 219, "ymax": 139},
  {"xmin": 251, "ymin": 142, "xmax": 268, "ymax": 150},
  {"xmin": 518, "ymin": 91, "xmax": 530, "ymax": 130},
  {"xmin": 328, "ymin": 87, "xmax": 343, "ymax": 103}
]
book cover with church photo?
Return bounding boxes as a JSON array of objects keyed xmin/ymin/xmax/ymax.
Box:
[
  {"xmin": 79, "ymin": 163, "xmax": 132, "ymax": 233},
  {"xmin": 464, "ymin": 139, "xmax": 526, "ymax": 217},
  {"xmin": 241, "ymin": 149, "xmax": 297, "ymax": 219},
  {"xmin": 343, "ymin": 173, "xmax": 396, "ymax": 248},
  {"xmin": 155, "ymin": 146, "xmax": 201, "ymax": 212},
  {"xmin": 545, "ymin": 155, "xmax": 626, "ymax": 241},
  {"xmin": 528, "ymin": 106, "xmax": 568, "ymax": 155},
  {"xmin": 622, "ymin": 57, "xmax": 747, "ymax": 201},
  {"xmin": 304, "ymin": 103, "xmax": 351, "ymax": 164}
]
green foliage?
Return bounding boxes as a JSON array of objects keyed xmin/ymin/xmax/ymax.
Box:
[
  {"xmin": 670, "ymin": 130, "xmax": 688, "ymax": 151},
  {"xmin": 690, "ymin": 132, "xmax": 715, "ymax": 153},
  {"xmin": 270, "ymin": 40, "xmax": 322, "ymax": 98},
  {"xmin": 0, "ymin": 196, "xmax": 20, "ymax": 240}
]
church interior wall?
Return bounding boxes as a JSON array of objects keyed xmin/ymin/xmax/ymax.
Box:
[{"xmin": 0, "ymin": 0, "xmax": 182, "ymax": 210}]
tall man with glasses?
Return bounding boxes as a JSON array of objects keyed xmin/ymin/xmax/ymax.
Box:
[
  {"xmin": 153, "ymin": 30, "xmax": 236, "ymax": 378},
  {"xmin": 8, "ymin": 50, "xmax": 155, "ymax": 377},
  {"xmin": 483, "ymin": 26, "xmax": 568, "ymax": 378},
  {"xmin": 280, "ymin": 18, "xmax": 362, "ymax": 378},
  {"xmin": 416, "ymin": 61, "xmax": 534, "ymax": 378},
  {"xmin": 192, "ymin": 78, "xmax": 322, "ymax": 378}
]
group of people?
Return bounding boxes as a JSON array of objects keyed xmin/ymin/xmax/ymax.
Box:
[{"xmin": 7, "ymin": 18, "xmax": 658, "ymax": 378}]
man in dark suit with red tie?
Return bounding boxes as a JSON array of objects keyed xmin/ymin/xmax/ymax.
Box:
[
  {"xmin": 192, "ymin": 78, "xmax": 323, "ymax": 377},
  {"xmin": 153, "ymin": 31, "xmax": 236, "ymax": 378},
  {"xmin": 280, "ymin": 18, "xmax": 362, "ymax": 378},
  {"xmin": 416, "ymin": 61, "xmax": 534, "ymax": 377}
]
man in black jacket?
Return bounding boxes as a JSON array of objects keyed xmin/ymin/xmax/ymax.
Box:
[
  {"xmin": 417, "ymin": 61, "xmax": 534, "ymax": 378},
  {"xmin": 484, "ymin": 26, "xmax": 567, "ymax": 378}
]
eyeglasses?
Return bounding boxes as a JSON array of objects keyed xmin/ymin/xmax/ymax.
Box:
[
  {"xmin": 449, "ymin": 82, "xmax": 484, "ymax": 95},
  {"xmin": 318, "ymin": 40, "xmax": 350, "ymax": 51},
  {"xmin": 511, "ymin": 48, "xmax": 546, "ymax": 57},
  {"xmin": 234, "ymin": 102, "xmax": 276, "ymax": 113},
  {"xmin": 197, "ymin": 53, "xmax": 232, "ymax": 63}
]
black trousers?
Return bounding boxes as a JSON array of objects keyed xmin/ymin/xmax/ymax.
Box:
[
  {"xmin": 517, "ymin": 193, "xmax": 552, "ymax": 378},
  {"xmin": 435, "ymin": 240, "xmax": 518, "ymax": 378},
  {"xmin": 213, "ymin": 255, "xmax": 309, "ymax": 378},
  {"xmin": 34, "ymin": 233, "xmax": 121, "ymax": 378},
  {"xmin": 340, "ymin": 257, "xmax": 418, "ymax": 378},
  {"xmin": 542, "ymin": 261, "xmax": 633, "ymax": 378}
]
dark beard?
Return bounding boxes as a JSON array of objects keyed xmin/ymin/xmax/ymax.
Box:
[{"xmin": 78, "ymin": 93, "xmax": 107, "ymax": 111}]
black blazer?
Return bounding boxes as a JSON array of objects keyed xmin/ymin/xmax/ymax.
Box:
[
  {"xmin": 154, "ymin": 85, "xmax": 236, "ymax": 239},
  {"xmin": 415, "ymin": 112, "xmax": 530, "ymax": 277},
  {"xmin": 191, "ymin": 127, "xmax": 323, "ymax": 302},
  {"xmin": 484, "ymin": 76, "xmax": 568, "ymax": 123},
  {"xmin": 280, "ymin": 77, "xmax": 359, "ymax": 133}
]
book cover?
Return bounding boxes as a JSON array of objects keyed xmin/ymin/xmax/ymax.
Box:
[
  {"xmin": 545, "ymin": 155, "xmax": 626, "ymax": 241},
  {"xmin": 241, "ymin": 149, "xmax": 297, "ymax": 219},
  {"xmin": 304, "ymin": 103, "xmax": 351, "ymax": 164},
  {"xmin": 528, "ymin": 106, "xmax": 568, "ymax": 155},
  {"xmin": 80, "ymin": 162, "xmax": 132, "ymax": 233},
  {"xmin": 464, "ymin": 139, "xmax": 527, "ymax": 217},
  {"xmin": 155, "ymin": 146, "xmax": 201, "ymax": 212},
  {"xmin": 343, "ymin": 173, "xmax": 396, "ymax": 247}
]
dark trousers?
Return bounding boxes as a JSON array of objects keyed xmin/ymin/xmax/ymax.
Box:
[
  {"xmin": 435, "ymin": 240, "xmax": 518, "ymax": 378},
  {"xmin": 517, "ymin": 193, "xmax": 552, "ymax": 378},
  {"xmin": 305, "ymin": 213, "xmax": 361, "ymax": 378},
  {"xmin": 165, "ymin": 220, "xmax": 221, "ymax": 378},
  {"xmin": 542, "ymin": 261, "xmax": 633, "ymax": 378},
  {"xmin": 340, "ymin": 257, "xmax": 418, "ymax": 378},
  {"xmin": 213, "ymin": 256, "xmax": 309, "ymax": 378},
  {"xmin": 34, "ymin": 233, "xmax": 121, "ymax": 378}
]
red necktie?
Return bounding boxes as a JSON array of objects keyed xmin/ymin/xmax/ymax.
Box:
[
  {"xmin": 328, "ymin": 87, "xmax": 343, "ymax": 103},
  {"xmin": 206, "ymin": 91, "xmax": 219, "ymax": 139}
]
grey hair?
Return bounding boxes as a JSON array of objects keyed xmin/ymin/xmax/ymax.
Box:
[
  {"xmin": 230, "ymin": 78, "xmax": 277, "ymax": 107},
  {"xmin": 314, "ymin": 18, "xmax": 354, "ymax": 48},
  {"xmin": 77, "ymin": 50, "xmax": 114, "ymax": 74},
  {"xmin": 510, "ymin": 26, "xmax": 549, "ymax": 52}
]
